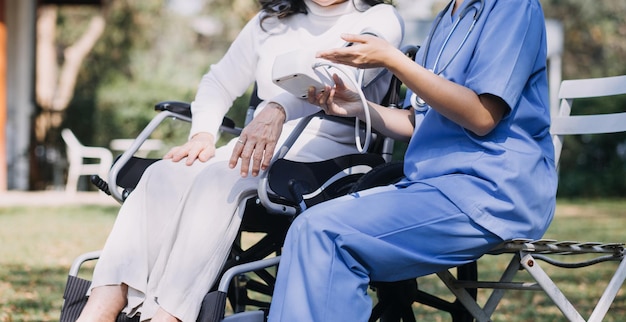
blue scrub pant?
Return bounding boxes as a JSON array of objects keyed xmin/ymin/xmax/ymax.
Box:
[{"xmin": 267, "ymin": 183, "xmax": 502, "ymax": 322}]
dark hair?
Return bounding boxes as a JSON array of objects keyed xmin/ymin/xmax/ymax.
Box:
[{"xmin": 259, "ymin": 0, "xmax": 391, "ymax": 28}]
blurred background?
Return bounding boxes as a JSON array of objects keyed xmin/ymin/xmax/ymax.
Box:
[{"xmin": 0, "ymin": 0, "xmax": 625, "ymax": 197}]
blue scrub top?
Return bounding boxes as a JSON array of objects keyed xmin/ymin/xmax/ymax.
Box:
[{"xmin": 401, "ymin": 0, "xmax": 557, "ymax": 240}]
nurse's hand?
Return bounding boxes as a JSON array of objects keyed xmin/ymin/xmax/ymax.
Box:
[
  {"xmin": 316, "ymin": 33, "xmax": 398, "ymax": 69},
  {"xmin": 164, "ymin": 132, "xmax": 216, "ymax": 166},
  {"xmin": 229, "ymin": 102, "xmax": 286, "ymax": 177},
  {"xmin": 308, "ymin": 74, "xmax": 366, "ymax": 120}
]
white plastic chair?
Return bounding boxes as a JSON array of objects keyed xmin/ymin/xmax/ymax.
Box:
[
  {"xmin": 61, "ymin": 128, "xmax": 113, "ymax": 194},
  {"xmin": 438, "ymin": 75, "xmax": 626, "ymax": 322}
]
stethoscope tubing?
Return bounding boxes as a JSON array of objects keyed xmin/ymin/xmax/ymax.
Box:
[
  {"xmin": 422, "ymin": 0, "xmax": 484, "ymax": 74},
  {"xmin": 411, "ymin": 0, "xmax": 485, "ymax": 110}
]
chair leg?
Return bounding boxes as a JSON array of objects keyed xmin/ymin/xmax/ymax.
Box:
[
  {"xmin": 520, "ymin": 253, "xmax": 586, "ymax": 322},
  {"xmin": 66, "ymin": 166, "xmax": 79, "ymax": 194},
  {"xmin": 452, "ymin": 263, "xmax": 477, "ymax": 322}
]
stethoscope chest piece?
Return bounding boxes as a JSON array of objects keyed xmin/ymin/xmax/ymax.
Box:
[{"xmin": 410, "ymin": 92, "xmax": 429, "ymax": 112}]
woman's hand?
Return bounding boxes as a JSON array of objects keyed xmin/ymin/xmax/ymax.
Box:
[
  {"xmin": 311, "ymin": 73, "xmax": 417, "ymax": 142},
  {"xmin": 164, "ymin": 132, "xmax": 216, "ymax": 166},
  {"xmin": 308, "ymin": 74, "xmax": 365, "ymax": 119},
  {"xmin": 229, "ymin": 102, "xmax": 286, "ymax": 177}
]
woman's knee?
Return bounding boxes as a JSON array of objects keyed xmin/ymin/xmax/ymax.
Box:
[
  {"xmin": 143, "ymin": 160, "xmax": 191, "ymax": 185},
  {"xmin": 143, "ymin": 160, "xmax": 206, "ymax": 191}
]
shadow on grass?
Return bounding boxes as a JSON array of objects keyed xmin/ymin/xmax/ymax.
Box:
[{"xmin": 0, "ymin": 264, "xmax": 76, "ymax": 321}]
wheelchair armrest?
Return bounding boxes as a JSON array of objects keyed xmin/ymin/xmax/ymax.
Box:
[
  {"xmin": 154, "ymin": 100, "xmax": 239, "ymax": 135},
  {"xmin": 154, "ymin": 100, "xmax": 192, "ymax": 118}
]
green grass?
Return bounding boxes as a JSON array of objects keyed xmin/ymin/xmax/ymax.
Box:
[
  {"xmin": 0, "ymin": 205, "xmax": 118, "ymax": 321},
  {"xmin": 0, "ymin": 200, "xmax": 625, "ymax": 321}
]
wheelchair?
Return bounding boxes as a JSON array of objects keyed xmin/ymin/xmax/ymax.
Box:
[{"xmin": 60, "ymin": 45, "xmax": 478, "ymax": 322}]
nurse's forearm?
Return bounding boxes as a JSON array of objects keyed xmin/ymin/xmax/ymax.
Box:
[{"xmin": 385, "ymin": 53, "xmax": 506, "ymax": 136}]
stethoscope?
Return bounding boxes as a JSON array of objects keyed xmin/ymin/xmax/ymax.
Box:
[{"xmin": 410, "ymin": 0, "xmax": 485, "ymax": 111}]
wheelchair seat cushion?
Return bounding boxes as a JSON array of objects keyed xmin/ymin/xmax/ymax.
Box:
[{"xmin": 267, "ymin": 153, "xmax": 385, "ymax": 207}]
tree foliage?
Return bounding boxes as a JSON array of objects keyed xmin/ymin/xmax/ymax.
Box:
[
  {"xmin": 541, "ymin": 0, "xmax": 626, "ymax": 78},
  {"xmin": 35, "ymin": 4, "xmax": 105, "ymax": 143}
]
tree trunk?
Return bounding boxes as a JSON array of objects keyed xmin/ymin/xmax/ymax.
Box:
[
  {"xmin": 35, "ymin": 4, "xmax": 105, "ymax": 143},
  {"xmin": 33, "ymin": 4, "xmax": 105, "ymax": 190}
]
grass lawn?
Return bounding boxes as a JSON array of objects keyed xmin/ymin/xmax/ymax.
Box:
[
  {"xmin": 0, "ymin": 205, "xmax": 118, "ymax": 321},
  {"xmin": 0, "ymin": 200, "xmax": 625, "ymax": 321}
]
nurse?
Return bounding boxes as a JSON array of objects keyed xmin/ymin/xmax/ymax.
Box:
[{"xmin": 267, "ymin": 0, "xmax": 557, "ymax": 321}]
